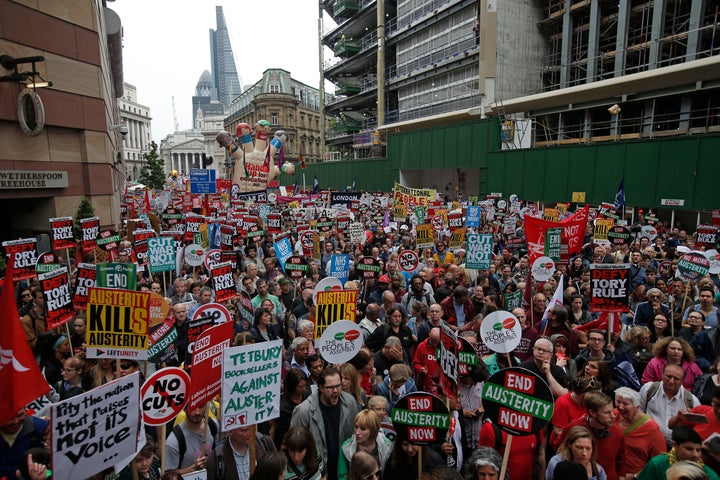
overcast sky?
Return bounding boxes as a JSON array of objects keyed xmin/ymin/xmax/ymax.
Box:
[{"xmin": 111, "ymin": 0, "xmax": 333, "ymax": 143}]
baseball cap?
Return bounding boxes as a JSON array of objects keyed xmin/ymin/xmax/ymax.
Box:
[{"xmin": 379, "ymin": 275, "xmax": 390, "ymax": 283}]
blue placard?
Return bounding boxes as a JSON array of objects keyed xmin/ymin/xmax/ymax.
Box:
[
  {"xmin": 466, "ymin": 206, "xmax": 481, "ymax": 227},
  {"xmin": 329, "ymin": 254, "xmax": 350, "ymax": 284},
  {"xmin": 189, "ymin": 169, "xmax": 216, "ymax": 194}
]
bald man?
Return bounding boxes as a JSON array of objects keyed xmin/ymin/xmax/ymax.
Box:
[{"xmin": 519, "ymin": 338, "xmax": 569, "ymax": 397}]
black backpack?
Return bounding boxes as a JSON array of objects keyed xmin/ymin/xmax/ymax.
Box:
[{"xmin": 172, "ymin": 418, "xmax": 218, "ymax": 469}]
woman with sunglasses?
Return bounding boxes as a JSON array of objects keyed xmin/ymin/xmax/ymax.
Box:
[
  {"xmin": 549, "ymin": 375, "xmax": 600, "ymax": 451},
  {"xmin": 347, "ymin": 451, "xmax": 381, "ymax": 480}
]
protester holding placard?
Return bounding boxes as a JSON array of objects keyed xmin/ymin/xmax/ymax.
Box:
[
  {"xmin": 383, "ymin": 440, "xmax": 444, "ymax": 480},
  {"xmin": 165, "ymin": 402, "xmax": 220, "ymax": 475},
  {"xmin": 206, "ymin": 425, "xmax": 276, "ymax": 480}
]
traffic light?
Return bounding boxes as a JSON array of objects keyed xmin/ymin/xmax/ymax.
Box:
[{"xmin": 202, "ymin": 153, "xmax": 213, "ymax": 168}]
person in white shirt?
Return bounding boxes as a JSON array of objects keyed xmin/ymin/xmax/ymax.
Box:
[{"xmin": 639, "ymin": 363, "xmax": 700, "ymax": 446}]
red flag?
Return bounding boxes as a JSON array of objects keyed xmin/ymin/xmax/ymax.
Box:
[
  {"xmin": 299, "ymin": 146, "xmax": 306, "ymax": 170},
  {"xmin": 575, "ymin": 312, "xmax": 621, "ymax": 333},
  {"xmin": 0, "ymin": 256, "xmax": 50, "ymax": 424},
  {"xmin": 521, "ymin": 266, "xmax": 533, "ymax": 312},
  {"xmin": 143, "ymin": 189, "xmax": 151, "ymax": 214}
]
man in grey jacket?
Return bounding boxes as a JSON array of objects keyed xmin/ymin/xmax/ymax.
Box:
[{"xmin": 290, "ymin": 366, "xmax": 360, "ymax": 480}]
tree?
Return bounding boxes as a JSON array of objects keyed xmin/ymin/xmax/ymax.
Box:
[
  {"xmin": 74, "ymin": 196, "xmax": 95, "ymax": 239},
  {"xmin": 138, "ymin": 141, "xmax": 165, "ymax": 190}
]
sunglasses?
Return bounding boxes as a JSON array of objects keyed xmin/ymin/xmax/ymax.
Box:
[
  {"xmin": 120, "ymin": 363, "xmax": 135, "ymax": 370},
  {"xmin": 21, "ymin": 293, "xmax": 31, "ymax": 298}
]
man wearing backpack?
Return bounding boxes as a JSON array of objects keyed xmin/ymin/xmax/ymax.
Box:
[
  {"xmin": 639, "ymin": 363, "xmax": 700, "ymax": 447},
  {"xmin": 165, "ymin": 402, "xmax": 220, "ymax": 475}
]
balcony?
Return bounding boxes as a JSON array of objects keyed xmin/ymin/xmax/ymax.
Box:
[
  {"xmin": 334, "ymin": 37, "xmax": 362, "ymax": 58},
  {"xmin": 335, "ymin": 77, "xmax": 362, "ymax": 95},
  {"xmin": 333, "ymin": 0, "xmax": 360, "ymax": 19}
]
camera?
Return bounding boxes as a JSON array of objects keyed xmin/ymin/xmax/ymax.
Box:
[{"xmin": 118, "ymin": 125, "xmax": 129, "ymax": 136}]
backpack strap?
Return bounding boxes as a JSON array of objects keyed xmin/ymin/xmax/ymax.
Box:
[
  {"xmin": 492, "ymin": 422, "xmax": 503, "ymax": 452},
  {"xmin": 208, "ymin": 417, "xmax": 218, "ymax": 444},
  {"xmin": 646, "ymin": 381, "xmax": 661, "ymax": 404},
  {"xmin": 682, "ymin": 390, "xmax": 694, "ymax": 410},
  {"xmin": 172, "ymin": 424, "xmax": 186, "ymax": 469}
]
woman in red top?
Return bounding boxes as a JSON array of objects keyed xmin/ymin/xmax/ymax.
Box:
[
  {"xmin": 615, "ymin": 386, "xmax": 666, "ymax": 477},
  {"xmin": 550, "ymin": 375, "xmax": 600, "ymax": 450}
]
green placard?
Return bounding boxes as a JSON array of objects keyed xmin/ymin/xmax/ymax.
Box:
[
  {"xmin": 95, "ymin": 263, "xmax": 137, "ymax": 291},
  {"xmin": 544, "ymin": 228, "xmax": 562, "ymax": 262}
]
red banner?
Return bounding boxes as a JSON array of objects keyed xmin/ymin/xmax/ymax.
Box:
[
  {"xmin": 39, "ymin": 267, "xmax": 74, "ymax": 328},
  {"xmin": 49, "ymin": 217, "xmax": 75, "ymax": 251},
  {"xmin": 80, "ymin": 217, "xmax": 100, "ymax": 253},
  {"xmin": 187, "ymin": 321, "xmax": 233, "ymax": 411},
  {"xmin": 589, "ymin": 264, "xmax": 630, "ymax": 313},
  {"xmin": 211, "ymin": 261, "xmax": 236, "ymax": 303},
  {"xmin": 524, "ymin": 205, "xmax": 590, "ymax": 264},
  {"xmin": 73, "ymin": 263, "xmax": 96, "ymax": 309},
  {"xmin": 2, "ymin": 238, "xmax": 38, "ymax": 281}
]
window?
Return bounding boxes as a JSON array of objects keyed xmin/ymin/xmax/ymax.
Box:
[
  {"xmin": 271, "ymin": 113, "xmax": 278, "ymax": 125},
  {"xmin": 270, "ymin": 83, "xmax": 280, "ymax": 93}
]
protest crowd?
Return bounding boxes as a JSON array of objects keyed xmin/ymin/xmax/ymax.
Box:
[{"xmin": 2, "ymin": 181, "xmax": 720, "ymax": 480}]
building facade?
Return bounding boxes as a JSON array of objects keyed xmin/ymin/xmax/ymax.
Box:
[
  {"xmin": 225, "ymin": 68, "xmax": 323, "ymax": 165},
  {"xmin": 311, "ymin": 0, "xmax": 720, "ymax": 216},
  {"xmin": 118, "ymin": 82, "xmax": 152, "ymax": 181},
  {"xmin": 0, "ymin": 0, "xmax": 125, "ymax": 240}
]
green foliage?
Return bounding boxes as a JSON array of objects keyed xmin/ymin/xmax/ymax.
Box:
[
  {"xmin": 138, "ymin": 141, "xmax": 165, "ymax": 190},
  {"xmin": 74, "ymin": 196, "xmax": 95, "ymax": 238}
]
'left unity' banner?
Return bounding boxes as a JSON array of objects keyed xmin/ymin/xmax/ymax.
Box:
[{"xmin": 85, "ymin": 287, "xmax": 151, "ymax": 359}]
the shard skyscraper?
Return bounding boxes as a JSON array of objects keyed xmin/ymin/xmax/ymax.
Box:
[{"xmin": 209, "ymin": 6, "xmax": 242, "ymax": 108}]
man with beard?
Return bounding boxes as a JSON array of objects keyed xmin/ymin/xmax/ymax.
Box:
[
  {"xmin": 559, "ymin": 392, "xmax": 627, "ymax": 480},
  {"xmin": 290, "ymin": 367, "xmax": 360, "ymax": 480},
  {"xmin": 166, "ymin": 402, "xmax": 220, "ymax": 475}
]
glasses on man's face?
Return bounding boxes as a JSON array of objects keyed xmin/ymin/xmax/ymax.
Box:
[
  {"xmin": 61, "ymin": 368, "xmax": 76, "ymax": 373},
  {"xmin": 322, "ymin": 384, "xmax": 342, "ymax": 391},
  {"xmin": 361, "ymin": 469, "xmax": 382, "ymax": 480},
  {"xmin": 688, "ymin": 315, "xmax": 704, "ymax": 321},
  {"xmin": 588, "ymin": 337, "xmax": 605, "ymax": 343},
  {"xmin": 534, "ymin": 347, "xmax": 552, "ymax": 355}
]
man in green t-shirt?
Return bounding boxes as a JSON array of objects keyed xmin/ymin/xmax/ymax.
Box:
[{"xmin": 638, "ymin": 426, "xmax": 719, "ymax": 480}]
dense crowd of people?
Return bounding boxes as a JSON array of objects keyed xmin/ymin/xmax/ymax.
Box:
[{"xmin": 3, "ymin": 197, "xmax": 720, "ymax": 480}]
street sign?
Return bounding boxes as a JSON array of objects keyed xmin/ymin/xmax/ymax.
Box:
[{"xmin": 189, "ymin": 169, "xmax": 217, "ymax": 194}]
